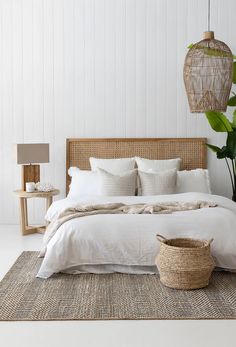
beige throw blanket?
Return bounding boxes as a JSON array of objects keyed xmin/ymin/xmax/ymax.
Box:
[{"xmin": 40, "ymin": 200, "xmax": 216, "ymax": 257}]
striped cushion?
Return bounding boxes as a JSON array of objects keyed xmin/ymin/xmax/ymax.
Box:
[
  {"xmin": 97, "ymin": 168, "xmax": 137, "ymax": 196},
  {"xmin": 139, "ymin": 169, "xmax": 177, "ymax": 196}
]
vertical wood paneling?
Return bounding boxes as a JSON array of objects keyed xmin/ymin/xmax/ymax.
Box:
[
  {"xmin": 22, "ymin": 0, "xmax": 35, "ymax": 222},
  {"xmin": 135, "ymin": 0, "xmax": 146, "ymax": 137},
  {"xmin": 176, "ymin": 0, "xmax": 188, "ymax": 137},
  {"xmin": 1, "ymin": 0, "xmax": 14, "ymax": 223},
  {"xmin": 0, "ymin": 0, "xmax": 236, "ymax": 224},
  {"xmin": 32, "ymin": 0, "xmax": 44, "ymax": 142},
  {"xmin": 32, "ymin": 0, "xmax": 45, "ymax": 223},
  {"xmin": 146, "ymin": 0, "xmax": 157, "ymax": 137},
  {"xmin": 94, "ymin": 0, "xmax": 105, "ymax": 136},
  {"xmin": 155, "ymin": 0, "xmax": 167, "ymax": 136},
  {"xmin": 74, "ymin": 0, "xmax": 85, "ymax": 137},
  {"xmin": 84, "ymin": 0, "xmax": 95, "ymax": 136},
  {"xmin": 43, "ymin": 0, "xmax": 54, "ymax": 186},
  {"xmin": 64, "ymin": 0, "xmax": 75, "ymax": 137},
  {"xmin": 12, "ymin": 0, "xmax": 24, "ymax": 144},
  {"xmin": 53, "ymin": 0, "xmax": 65, "ymax": 194},
  {"xmin": 22, "ymin": 0, "xmax": 33, "ymax": 141},
  {"xmin": 12, "ymin": 0, "xmax": 24, "ymax": 221},
  {"xmin": 166, "ymin": 0, "xmax": 177, "ymax": 137},
  {"xmin": 114, "ymin": 0, "xmax": 126, "ymax": 137},
  {"xmin": 125, "ymin": 0, "xmax": 136, "ymax": 136},
  {"xmin": 104, "ymin": 0, "xmax": 116, "ymax": 136}
]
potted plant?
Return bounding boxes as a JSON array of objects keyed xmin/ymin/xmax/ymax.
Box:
[{"xmin": 205, "ymin": 57, "xmax": 236, "ymax": 201}]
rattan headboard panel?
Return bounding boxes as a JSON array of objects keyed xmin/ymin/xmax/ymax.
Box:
[{"xmin": 66, "ymin": 138, "xmax": 207, "ymax": 194}]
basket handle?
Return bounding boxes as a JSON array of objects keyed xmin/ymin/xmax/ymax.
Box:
[
  {"xmin": 156, "ymin": 234, "xmax": 167, "ymax": 243},
  {"xmin": 207, "ymin": 238, "xmax": 214, "ymax": 246}
]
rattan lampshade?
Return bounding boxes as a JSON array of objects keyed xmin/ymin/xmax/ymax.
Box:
[{"xmin": 183, "ymin": 31, "xmax": 233, "ymax": 113}]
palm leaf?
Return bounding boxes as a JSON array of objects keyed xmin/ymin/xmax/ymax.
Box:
[
  {"xmin": 205, "ymin": 111, "xmax": 233, "ymax": 132},
  {"xmin": 205, "ymin": 144, "xmax": 221, "ymax": 153}
]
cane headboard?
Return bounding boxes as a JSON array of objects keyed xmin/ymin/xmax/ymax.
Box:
[{"xmin": 66, "ymin": 138, "xmax": 207, "ymax": 194}]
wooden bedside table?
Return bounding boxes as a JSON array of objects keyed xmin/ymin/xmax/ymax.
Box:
[{"xmin": 14, "ymin": 189, "xmax": 60, "ymax": 235}]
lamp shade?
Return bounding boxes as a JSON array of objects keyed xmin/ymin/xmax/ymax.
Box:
[
  {"xmin": 183, "ymin": 31, "xmax": 233, "ymax": 113},
  {"xmin": 16, "ymin": 143, "xmax": 49, "ymax": 164}
]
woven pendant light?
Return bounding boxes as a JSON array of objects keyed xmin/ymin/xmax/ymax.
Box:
[{"xmin": 183, "ymin": 0, "xmax": 233, "ymax": 113}]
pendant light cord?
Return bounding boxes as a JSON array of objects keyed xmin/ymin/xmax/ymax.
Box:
[{"xmin": 208, "ymin": 0, "xmax": 211, "ymax": 31}]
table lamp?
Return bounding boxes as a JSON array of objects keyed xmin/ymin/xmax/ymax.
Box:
[{"xmin": 16, "ymin": 143, "xmax": 49, "ymax": 191}]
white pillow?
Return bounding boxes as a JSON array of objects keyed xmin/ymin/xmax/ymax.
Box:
[
  {"xmin": 90, "ymin": 157, "xmax": 136, "ymax": 174},
  {"xmin": 67, "ymin": 167, "xmax": 99, "ymax": 198},
  {"xmin": 97, "ymin": 168, "xmax": 137, "ymax": 196},
  {"xmin": 138, "ymin": 169, "xmax": 177, "ymax": 196},
  {"xmin": 135, "ymin": 157, "xmax": 181, "ymax": 172},
  {"xmin": 176, "ymin": 169, "xmax": 211, "ymax": 194}
]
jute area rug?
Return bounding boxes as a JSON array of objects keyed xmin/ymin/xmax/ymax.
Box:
[{"xmin": 0, "ymin": 251, "xmax": 236, "ymax": 321}]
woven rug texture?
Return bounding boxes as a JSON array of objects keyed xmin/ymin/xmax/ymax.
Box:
[{"xmin": 0, "ymin": 252, "xmax": 236, "ymax": 321}]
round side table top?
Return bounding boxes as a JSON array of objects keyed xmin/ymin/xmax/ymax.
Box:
[{"xmin": 14, "ymin": 189, "xmax": 60, "ymax": 198}]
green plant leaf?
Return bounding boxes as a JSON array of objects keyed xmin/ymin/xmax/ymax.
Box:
[
  {"xmin": 205, "ymin": 111, "xmax": 233, "ymax": 132},
  {"xmin": 228, "ymin": 95, "xmax": 236, "ymax": 106},
  {"xmin": 206, "ymin": 144, "xmax": 221, "ymax": 153},
  {"xmin": 233, "ymin": 62, "xmax": 236, "ymax": 84},
  {"xmin": 188, "ymin": 43, "xmax": 194, "ymax": 49},
  {"xmin": 216, "ymin": 146, "xmax": 229, "ymax": 159},
  {"xmin": 226, "ymin": 131, "xmax": 236, "ymax": 159},
  {"xmin": 233, "ymin": 55, "xmax": 236, "ymax": 60},
  {"xmin": 232, "ymin": 110, "xmax": 236, "ymax": 129}
]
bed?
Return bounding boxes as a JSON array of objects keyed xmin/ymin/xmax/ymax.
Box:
[{"xmin": 36, "ymin": 138, "xmax": 236, "ymax": 279}]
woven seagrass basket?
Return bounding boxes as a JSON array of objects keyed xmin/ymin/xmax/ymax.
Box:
[{"xmin": 155, "ymin": 235, "xmax": 215, "ymax": 290}]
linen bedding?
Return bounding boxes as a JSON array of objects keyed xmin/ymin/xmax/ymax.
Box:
[{"xmin": 37, "ymin": 192, "xmax": 236, "ymax": 279}]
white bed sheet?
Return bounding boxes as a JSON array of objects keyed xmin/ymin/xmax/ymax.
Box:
[{"xmin": 37, "ymin": 193, "xmax": 236, "ymax": 278}]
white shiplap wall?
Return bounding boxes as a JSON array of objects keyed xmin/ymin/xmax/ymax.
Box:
[{"xmin": 0, "ymin": 0, "xmax": 235, "ymax": 224}]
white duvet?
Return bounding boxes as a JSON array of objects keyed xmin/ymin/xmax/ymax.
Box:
[{"xmin": 37, "ymin": 193, "xmax": 236, "ymax": 278}]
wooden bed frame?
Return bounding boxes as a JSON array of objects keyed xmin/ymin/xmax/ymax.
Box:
[{"xmin": 66, "ymin": 138, "xmax": 207, "ymax": 194}]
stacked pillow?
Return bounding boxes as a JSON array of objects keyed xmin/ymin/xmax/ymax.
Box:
[
  {"xmin": 135, "ymin": 157, "xmax": 181, "ymax": 172},
  {"xmin": 97, "ymin": 168, "xmax": 137, "ymax": 196},
  {"xmin": 136, "ymin": 157, "xmax": 181, "ymax": 196},
  {"xmin": 176, "ymin": 169, "xmax": 211, "ymax": 194},
  {"xmin": 90, "ymin": 157, "xmax": 137, "ymax": 196},
  {"xmin": 138, "ymin": 169, "xmax": 177, "ymax": 196},
  {"xmin": 68, "ymin": 167, "xmax": 99, "ymax": 199},
  {"xmin": 68, "ymin": 158, "xmax": 137, "ymax": 198},
  {"xmin": 68, "ymin": 156, "xmax": 211, "ymax": 198},
  {"xmin": 90, "ymin": 157, "xmax": 136, "ymax": 173}
]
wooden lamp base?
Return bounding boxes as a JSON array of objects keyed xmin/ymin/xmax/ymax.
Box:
[{"xmin": 21, "ymin": 164, "xmax": 40, "ymax": 191}]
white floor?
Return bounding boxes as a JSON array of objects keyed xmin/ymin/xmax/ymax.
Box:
[{"xmin": 0, "ymin": 225, "xmax": 236, "ymax": 347}]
